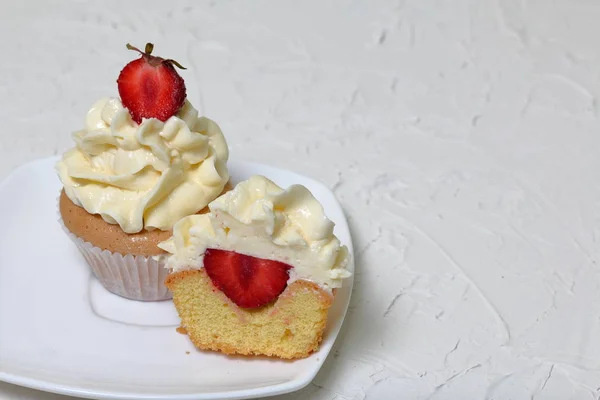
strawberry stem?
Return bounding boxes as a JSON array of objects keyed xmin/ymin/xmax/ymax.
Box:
[
  {"xmin": 145, "ymin": 43, "xmax": 154, "ymax": 55},
  {"xmin": 168, "ymin": 59, "xmax": 187, "ymax": 70},
  {"xmin": 125, "ymin": 43, "xmax": 143, "ymax": 54},
  {"xmin": 124, "ymin": 42, "xmax": 186, "ymax": 69}
]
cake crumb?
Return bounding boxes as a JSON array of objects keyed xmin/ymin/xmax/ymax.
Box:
[
  {"xmin": 186, "ymin": 351, "xmax": 190, "ymax": 355},
  {"xmin": 176, "ymin": 326, "xmax": 188, "ymax": 335}
]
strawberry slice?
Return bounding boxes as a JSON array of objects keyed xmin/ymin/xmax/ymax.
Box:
[
  {"xmin": 117, "ymin": 43, "xmax": 186, "ymax": 124},
  {"xmin": 204, "ymin": 249, "xmax": 293, "ymax": 308}
]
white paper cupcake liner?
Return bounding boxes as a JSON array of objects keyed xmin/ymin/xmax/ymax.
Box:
[{"xmin": 57, "ymin": 199, "xmax": 172, "ymax": 301}]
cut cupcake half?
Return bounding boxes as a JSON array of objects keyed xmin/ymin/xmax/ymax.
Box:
[{"xmin": 160, "ymin": 175, "xmax": 351, "ymax": 359}]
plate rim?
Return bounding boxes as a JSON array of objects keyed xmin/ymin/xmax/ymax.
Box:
[{"xmin": 0, "ymin": 156, "xmax": 355, "ymax": 400}]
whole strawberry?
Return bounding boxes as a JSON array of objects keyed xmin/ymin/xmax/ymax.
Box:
[{"xmin": 117, "ymin": 43, "xmax": 187, "ymax": 124}]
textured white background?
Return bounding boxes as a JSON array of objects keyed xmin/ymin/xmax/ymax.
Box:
[{"xmin": 2, "ymin": 0, "xmax": 600, "ymax": 399}]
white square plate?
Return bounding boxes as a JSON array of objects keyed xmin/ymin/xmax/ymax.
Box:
[{"xmin": 0, "ymin": 157, "xmax": 354, "ymax": 400}]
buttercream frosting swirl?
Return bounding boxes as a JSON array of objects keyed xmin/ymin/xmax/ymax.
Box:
[
  {"xmin": 159, "ymin": 175, "xmax": 351, "ymax": 288},
  {"xmin": 57, "ymin": 97, "xmax": 229, "ymax": 233}
]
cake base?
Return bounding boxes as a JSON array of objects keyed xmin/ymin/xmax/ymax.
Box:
[
  {"xmin": 165, "ymin": 269, "xmax": 333, "ymax": 359},
  {"xmin": 59, "ymin": 190, "xmax": 172, "ymax": 256},
  {"xmin": 59, "ymin": 182, "xmax": 233, "ymax": 256}
]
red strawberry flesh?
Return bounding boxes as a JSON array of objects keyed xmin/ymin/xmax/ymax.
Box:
[
  {"xmin": 204, "ymin": 249, "xmax": 293, "ymax": 308},
  {"xmin": 117, "ymin": 43, "xmax": 186, "ymax": 124}
]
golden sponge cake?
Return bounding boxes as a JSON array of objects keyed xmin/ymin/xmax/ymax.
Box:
[{"xmin": 166, "ymin": 269, "xmax": 332, "ymax": 359}]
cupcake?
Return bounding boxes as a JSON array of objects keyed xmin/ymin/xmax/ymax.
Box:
[
  {"xmin": 159, "ymin": 175, "xmax": 351, "ymax": 358},
  {"xmin": 57, "ymin": 43, "xmax": 230, "ymax": 301}
]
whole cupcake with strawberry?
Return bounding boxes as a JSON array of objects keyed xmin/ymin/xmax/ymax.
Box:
[{"xmin": 57, "ymin": 43, "xmax": 230, "ymax": 301}]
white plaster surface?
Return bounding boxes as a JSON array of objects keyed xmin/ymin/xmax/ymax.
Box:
[{"xmin": 2, "ymin": 0, "xmax": 600, "ymax": 399}]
